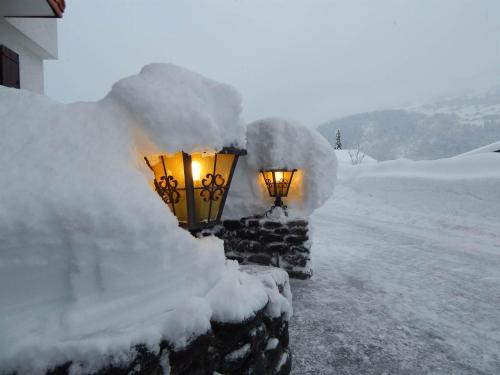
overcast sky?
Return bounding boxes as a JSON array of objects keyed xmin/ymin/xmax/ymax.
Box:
[{"xmin": 46, "ymin": 0, "xmax": 500, "ymax": 126}]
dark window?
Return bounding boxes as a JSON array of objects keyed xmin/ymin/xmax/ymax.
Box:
[{"xmin": 0, "ymin": 45, "xmax": 20, "ymax": 89}]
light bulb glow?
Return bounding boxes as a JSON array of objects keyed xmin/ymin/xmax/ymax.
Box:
[
  {"xmin": 192, "ymin": 161, "xmax": 202, "ymax": 181},
  {"xmin": 275, "ymin": 171, "xmax": 284, "ymax": 181}
]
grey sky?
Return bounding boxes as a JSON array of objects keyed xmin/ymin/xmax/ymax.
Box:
[{"xmin": 46, "ymin": 0, "xmax": 500, "ymax": 126}]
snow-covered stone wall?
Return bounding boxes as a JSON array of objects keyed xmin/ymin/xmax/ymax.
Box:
[
  {"xmin": 0, "ymin": 64, "xmax": 286, "ymax": 373},
  {"xmin": 0, "ymin": 63, "xmax": 334, "ymax": 373},
  {"xmin": 46, "ymin": 266, "xmax": 292, "ymax": 375}
]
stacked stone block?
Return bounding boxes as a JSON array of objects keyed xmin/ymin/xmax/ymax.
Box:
[{"xmin": 209, "ymin": 216, "xmax": 312, "ymax": 280}]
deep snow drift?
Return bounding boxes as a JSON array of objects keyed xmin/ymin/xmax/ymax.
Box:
[
  {"xmin": 0, "ymin": 65, "xmax": 300, "ymax": 373},
  {"xmin": 291, "ymin": 153, "xmax": 500, "ymax": 374}
]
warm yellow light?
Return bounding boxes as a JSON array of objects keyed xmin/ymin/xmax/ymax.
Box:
[
  {"xmin": 275, "ymin": 171, "xmax": 284, "ymax": 181},
  {"xmin": 192, "ymin": 161, "xmax": 202, "ymax": 182}
]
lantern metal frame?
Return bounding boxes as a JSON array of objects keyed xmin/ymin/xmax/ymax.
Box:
[
  {"xmin": 260, "ymin": 168, "xmax": 297, "ymax": 210},
  {"xmin": 145, "ymin": 147, "xmax": 246, "ymax": 233}
]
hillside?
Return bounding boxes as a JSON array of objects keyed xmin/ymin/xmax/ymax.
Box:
[{"xmin": 318, "ymin": 87, "xmax": 500, "ymax": 161}]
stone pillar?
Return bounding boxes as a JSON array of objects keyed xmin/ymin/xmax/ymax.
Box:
[{"xmin": 207, "ymin": 216, "xmax": 312, "ymax": 280}]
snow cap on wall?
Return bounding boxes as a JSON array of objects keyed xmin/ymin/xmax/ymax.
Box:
[{"xmin": 104, "ymin": 63, "xmax": 245, "ymax": 154}]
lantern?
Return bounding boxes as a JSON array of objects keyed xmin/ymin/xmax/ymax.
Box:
[
  {"xmin": 145, "ymin": 147, "xmax": 245, "ymax": 232},
  {"xmin": 260, "ymin": 169, "xmax": 297, "ymax": 209}
]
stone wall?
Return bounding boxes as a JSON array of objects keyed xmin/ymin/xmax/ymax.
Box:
[
  {"xmin": 45, "ymin": 267, "xmax": 291, "ymax": 375},
  {"xmin": 207, "ymin": 216, "xmax": 312, "ymax": 280}
]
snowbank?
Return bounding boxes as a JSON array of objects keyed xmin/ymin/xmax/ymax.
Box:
[
  {"xmin": 342, "ymin": 153, "xmax": 500, "ymax": 180},
  {"xmin": 224, "ymin": 118, "xmax": 337, "ymax": 217},
  {"xmin": 336, "ymin": 153, "xmax": 500, "ymax": 227},
  {"xmin": 0, "ymin": 64, "xmax": 268, "ymax": 373}
]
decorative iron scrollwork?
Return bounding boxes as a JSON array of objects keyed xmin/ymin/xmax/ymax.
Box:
[
  {"xmin": 276, "ymin": 177, "xmax": 289, "ymax": 194},
  {"xmin": 154, "ymin": 175, "xmax": 180, "ymax": 205},
  {"xmin": 264, "ymin": 177, "xmax": 273, "ymax": 193},
  {"xmin": 200, "ymin": 173, "xmax": 226, "ymax": 202},
  {"xmin": 264, "ymin": 176, "xmax": 289, "ymax": 195}
]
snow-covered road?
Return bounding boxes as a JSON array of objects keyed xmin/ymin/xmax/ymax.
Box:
[{"xmin": 290, "ymin": 156, "xmax": 500, "ymax": 374}]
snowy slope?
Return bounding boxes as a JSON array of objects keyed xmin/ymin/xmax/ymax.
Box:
[
  {"xmin": 291, "ymin": 153, "xmax": 500, "ymax": 374},
  {"xmin": 318, "ymin": 86, "xmax": 500, "ymax": 161}
]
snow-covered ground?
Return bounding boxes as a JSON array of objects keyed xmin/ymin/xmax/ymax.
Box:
[{"xmin": 290, "ymin": 153, "xmax": 500, "ymax": 374}]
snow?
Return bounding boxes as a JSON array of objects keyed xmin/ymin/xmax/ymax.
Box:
[
  {"xmin": 224, "ymin": 118, "xmax": 337, "ymax": 217},
  {"xmin": 0, "ymin": 64, "xmax": 276, "ymax": 373},
  {"xmin": 265, "ymin": 338, "xmax": 279, "ymax": 351},
  {"xmin": 241, "ymin": 265, "xmax": 293, "ymax": 320},
  {"xmin": 224, "ymin": 343, "xmax": 251, "ymax": 362},
  {"xmin": 206, "ymin": 262, "xmax": 269, "ymax": 323},
  {"xmin": 290, "ymin": 153, "xmax": 500, "ymax": 373},
  {"xmin": 106, "ymin": 63, "xmax": 245, "ymax": 154},
  {"xmin": 455, "ymin": 141, "xmax": 500, "ymax": 157},
  {"xmin": 276, "ymin": 351, "xmax": 290, "ymax": 372}
]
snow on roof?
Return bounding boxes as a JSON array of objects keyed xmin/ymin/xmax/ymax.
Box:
[
  {"xmin": 0, "ymin": 65, "xmax": 291, "ymax": 373},
  {"xmin": 455, "ymin": 141, "xmax": 500, "ymax": 157}
]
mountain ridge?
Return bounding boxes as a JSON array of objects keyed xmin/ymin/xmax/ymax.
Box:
[{"xmin": 317, "ymin": 87, "xmax": 500, "ymax": 161}]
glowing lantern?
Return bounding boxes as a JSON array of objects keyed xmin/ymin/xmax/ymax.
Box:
[
  {"xmin": 144, "ymin": 147, "xmax": 245, "ymax": 232},
  {"xmin": 260, "ymin": 168, "xmax": 297, "ymax": 209}
]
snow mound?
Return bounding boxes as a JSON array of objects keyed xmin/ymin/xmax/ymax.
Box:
[
  {"xmin": 224, "ymin": 118, "xmax": 337, "ymax": 217},
  {"xmin": 0, "ymin": 64, "xmax": 267, "ymax": 373},
  {"xmin": 337, "ymin": 153, "xmax": 500, "ymax": 226},
  {"xmin": 343, "ymin": 153, "xmax": 500, "ymax": 180}
]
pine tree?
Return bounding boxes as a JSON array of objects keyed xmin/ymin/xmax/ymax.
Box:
[{"xmin": 334, "ymin": 129, "xmax": 342, "ymax": 150}]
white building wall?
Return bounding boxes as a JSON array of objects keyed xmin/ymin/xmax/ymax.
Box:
[{"xmin": 0, "ymin": 17, "xmax": 57, "ymax": 94}]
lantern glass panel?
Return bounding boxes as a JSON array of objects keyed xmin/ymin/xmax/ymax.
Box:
[
  {"xmin": 191, "ymin": 152, "xmax": 214, "ymax": 223},
  {"xmin": 261, "ymin": 170, "xmax": 275, "ymax": 196},
  {"xmin": 275, "ymin": 170, "xmax": 294, "ymax": 197},
  {"xmin": 211, "ymin": 153, "xmax": 236, "ymax": 220},
  {"xmin": 148, "ymin": 152, "xmax": 188, "ymax": 224},
  {"xmin": 191, "ymin": 152, "xmax": 236, "ymax": 223}
]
